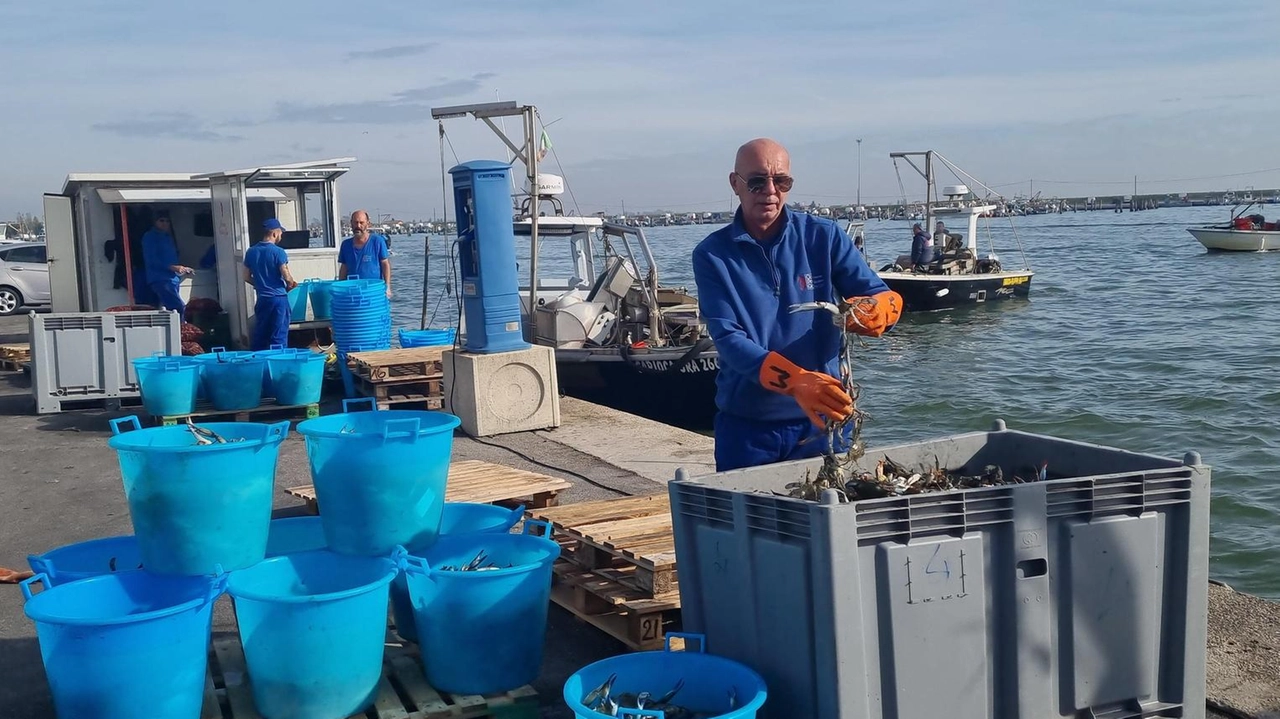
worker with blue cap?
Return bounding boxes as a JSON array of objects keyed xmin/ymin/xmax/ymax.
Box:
[
  {"xmin": 693, "ymin": 138, "xmax": 903, "ymax": 472},
  {"xmin": 243, "ymin": 218, "xmax": 298, "ymax": 350}
]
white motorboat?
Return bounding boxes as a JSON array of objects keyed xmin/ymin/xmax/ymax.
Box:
[{"xmin": 1187, "ymin": 209, "xmax": 1280, "ymax": 252}]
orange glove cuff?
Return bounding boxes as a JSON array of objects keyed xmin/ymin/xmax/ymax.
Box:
[{"xmin": 845, "ymin": 290, "xmax": 903, "ymax": 337}]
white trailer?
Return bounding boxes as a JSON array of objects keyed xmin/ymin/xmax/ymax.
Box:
[{"xmin": 42, "ymin": 158, "xmax": 354, "ymax": 348}]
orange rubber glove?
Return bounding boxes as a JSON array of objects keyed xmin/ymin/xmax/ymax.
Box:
[
  {"xmin": 844, "ymin": 290, "xmax": 903, "ymax": 337},
  {"xmin": 759, "ymin": 351, "xmax": 852, "ymax": 428}
]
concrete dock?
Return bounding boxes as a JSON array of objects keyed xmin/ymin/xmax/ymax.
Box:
[{"xmin": 0, "ymin": 312, "xmax": 1272, "ymax": 718}]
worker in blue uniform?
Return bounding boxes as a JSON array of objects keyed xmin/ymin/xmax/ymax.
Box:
[
  {"xmin": 693, "ymin": 138, "xmax": 904, "ymax": 472},
  {"xmin": 140, "ymin": 213, "xmax": 194, "ymax": 313},
  {"xmin": 243, "ymin": 218, "xmax": 298, "ymax": 351},
  {"xmin": 338, "ymin": 209, "xmax": 392, "ymax": 298}
]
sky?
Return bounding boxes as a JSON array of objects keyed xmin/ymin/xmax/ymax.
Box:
[{"xmin": 4, "ymin": 0, "xmax": 1280, "ymax": 219}]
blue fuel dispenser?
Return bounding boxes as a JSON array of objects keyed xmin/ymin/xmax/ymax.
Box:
[{"xmin": 449, "ymin": 160, "xmax": 531, "ymax": 354}]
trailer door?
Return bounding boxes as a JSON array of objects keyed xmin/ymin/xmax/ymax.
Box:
[{"xmin": 43, "ymin": 193, "xmax": 81, "ymax": 312}]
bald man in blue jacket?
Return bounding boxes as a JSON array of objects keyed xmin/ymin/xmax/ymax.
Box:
[{"xmin": 693, "ymin": 139, "xmax": 903, "ymax": 472}]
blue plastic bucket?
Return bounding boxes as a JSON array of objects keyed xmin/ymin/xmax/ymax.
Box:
[
  {"xmin": 309, "ymin": 280, "xmax": 335, "ymax": 320},
  {"xmin": 296, "ymin": 398, "xmax": 461, "ymax": 556},
  {"xmin": 197, "ymin": 353, "xmax": 267, "ymax": 411},
  {"xmin": 21, "ymin": 571, "xmax": 224, "ymax": 719},
  {"xmin": 108, "ymin": 416, "xmax": 290, "ymax": 575},
  {"xmin": 400, "ymin": 523, "xmax": 560, "ymax": 694},
  {"xmin": 227, "ymin": 550, "xmax": 400, "ymax": 719},
  {"xmin": 390, "ymin": 503, "xmax": 526, "ymax": 643},
  {"xmin": 265, "ymin": 516, "xmax": 328, "ymax": 557},
  {"xmin": 399, "ymin": 328, "xmax": 457, "ymax": 348},
  {"xmin": 27, "ymin": 535, "xmax": 143, "ymax": 587},
  {"xmin": 251, "ymin": 345, "xmax": 293, "ymax": 397},
  {"xmin": 563, "ymin": 633, "xmax": 769, "ymax": 719},
  {"xmin": 133, "ymin": 356, "xmax": 201, "ymax": 417},
  {"xmin": 267, "ymin": 351, "xmax": 326, "ymax": 405},
  {"xmin": 287, "ymin": 283, "xmax": 309, "ymax": 321}
]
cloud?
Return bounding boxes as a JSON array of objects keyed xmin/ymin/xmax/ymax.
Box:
[
  {"xmin": 345, "ymin": 42, "xmax": 438, "ymax": 61},
  {"xmin": 268, "ymin": 73, "xmax": 497, "ymax": 125},
  {"xmin": 91, "ymin": 112, "xmax": 244, "ymax": 142}
]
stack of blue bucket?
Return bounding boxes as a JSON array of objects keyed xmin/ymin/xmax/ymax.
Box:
[
  {"xmin": 330, "ymin": 276, "xmax": 392, "ymax": 352},
  {"xmin": 398, "ymin": 327, "xmax": 457, "ymax": 348}
]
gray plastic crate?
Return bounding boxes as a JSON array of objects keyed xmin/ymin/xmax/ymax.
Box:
[
  {"xmin": 669, "ymin": 420, "xmax": 1210, "ymax": 719},
  {"xmin": 30, "ymin": 310, "xmax": 182, "ymax": 414}
]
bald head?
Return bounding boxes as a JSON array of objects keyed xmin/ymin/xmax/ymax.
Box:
[
  {"xmin": 734, "ymin": 138, "xmax": 789, "ymax": 175},
  {"xmin": 730, "ymin": 138, "xmax": 792, "ymax": 240}
]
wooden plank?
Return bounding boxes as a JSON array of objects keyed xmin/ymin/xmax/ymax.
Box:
[
  {"xmin": 550, "ymin": 583, "xmax": 673, "ymax": 652},
  {"xmin": 201, "ymin": 664, "xmax": 224, "ymax": 719},
  {"xmin": 369, "ymin": 674, "xmax": 410, "ymax": 719},
  {"xmin": 212, "ymin": 636, "xmax": 263, "ymax": 719},
  {"xmin": 389, "ymin": 653, "xmax": 452, "ymax": 716},
  {"xmin": 530, "ymin": 494, "xmax": 669, "ymax": 526}
]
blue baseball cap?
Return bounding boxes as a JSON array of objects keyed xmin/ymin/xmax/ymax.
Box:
[{"xmin": 263, "ymin": 218, "xmax": 285, "ymax": 231}]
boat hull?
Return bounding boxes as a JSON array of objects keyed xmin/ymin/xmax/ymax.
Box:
[
  {"xmin": 880, "ymin": 271, "xmax": 1033, "ymax": 312},
  {"xmin": 554, "ymin": 350, "xmax": 719, "ymax": 432},
  {"xmin": 1187, "ymin": 228, "xmax": 1280, "ymax": 252}
]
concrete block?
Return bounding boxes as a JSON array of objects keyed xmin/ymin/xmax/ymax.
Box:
[{"xmin": 442, "ymin": 345, "xmax": 560, "ymax": 437}]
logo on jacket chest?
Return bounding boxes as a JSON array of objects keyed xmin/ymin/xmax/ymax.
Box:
[{"xmin": 797, "ymin": 273, "xmax": 823, "ymax": 292}]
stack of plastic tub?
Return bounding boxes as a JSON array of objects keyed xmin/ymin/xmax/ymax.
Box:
[{"xmin": 329, "ymin": 277, "xmax": 391, "ymax": 352}]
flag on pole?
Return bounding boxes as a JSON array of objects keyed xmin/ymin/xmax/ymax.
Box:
[{"xmin": 537, "ymin": 129, "xmax": 553, "ymax": 161}]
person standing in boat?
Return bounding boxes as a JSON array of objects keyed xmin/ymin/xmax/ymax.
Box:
[
  {"xmin": 910, "ymin": 222, "xmax": 934, "ymax": 270},
  {"xmin": 692, "ymin": 138, "xmax": 903, "ymax": 472},
  {"xmin": 243, "ymin": 219, "xmax": 299, "ymax": 351},
  {"xmin": 338, "ymin": 209, "xmax": 392, "ymax": 298}
]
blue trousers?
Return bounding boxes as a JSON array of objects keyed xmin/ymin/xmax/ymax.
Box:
[
  {"xmin": 149, "ymin": 280, "xmax": 184, "ymax": 314},
  {"xmin": 252, "ymin": 295, "xmax": 291, "ymax": 351},
  {"xmin": 714, "ymin": 412, "xmax": 855, "ymax": 472}
]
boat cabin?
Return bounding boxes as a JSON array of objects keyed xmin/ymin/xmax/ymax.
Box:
[{"xmin": 42, "ymin": 158, "xmax": 353, "ymax": 347}]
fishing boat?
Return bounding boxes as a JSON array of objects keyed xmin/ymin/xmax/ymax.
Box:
[
  {"xmin": 862, "ymin": 150, "xmax": 1034, "ymax": 312},
  {"xmin": 431, "ymin": 101, "xmax": 719, "ymax": 431},
  {"xmin": 1187, "ymin": 206, "xmax": 1280, "ymax": 252}
]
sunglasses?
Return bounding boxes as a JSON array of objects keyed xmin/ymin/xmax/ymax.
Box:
[{"xmin": 738, "ymin": 173, "xmax": 794, "ymax": 194}]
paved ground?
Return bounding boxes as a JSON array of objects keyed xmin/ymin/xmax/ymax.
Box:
[{"xmin": 0, "ymin": 312, "xmax": 1275, "ymax": 719}]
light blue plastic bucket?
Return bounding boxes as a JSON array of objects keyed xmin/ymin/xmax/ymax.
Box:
[
  {"xmin": 390, "ymin": 503, "xmax": 526, "ymax": 643},
  {"xmin": 563, "ymin": 633, "xmax": 769, "ymax": 719},
  {"xmin": 197, "ymin": 353, "xmax": 267, "ymax": 411},
  {"xmin": 398, "ymin": 327, "xmax": 457, "ymax": 348},
  {"xmin": 108, "ymin": 416, "xmax": 290, "ymax": 575},
  {"xmin": 265, "ymin": 516, "xmax": 328, "ymax": 557},
  {"xmin": 309, "ymin": 280, "xmax": 335, "ymax": 320},
  {"xmin": 133, "ymin": 356, "xmax": 201, "ymax": 417},
  {"xmin": 296, "ymin": 398, "xmax": 462, "ymax": 556},
  {"xmin": 249, "ymin": 345, "xmax": 293, "ymax": 397},
  {"xmin": 26, "ymin": 535, "xmax": 144, "ymax": 587},
  {"xmin": 287, "ymin": 283, "xmax": 309, "ymax": 321},
  {"xmin": 20, "ymin": 571, "xmax": 224, "ymax": 719},
  {"xmin": 400, "ymin": 523, "xmax": 560, "ymax": 695},
  {"xmin": 267, "ymin": 351, "xmax": 326, "ymax": 405},
  {"xmin": 226, "ymin": 550, "xmax": 400, "ymax": 719}
]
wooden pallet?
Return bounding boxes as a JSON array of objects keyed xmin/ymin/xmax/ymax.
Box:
[
  {"xmin": 549, "ymin": 559, "xmax": 681, "ymax": 652},
  {"xmin": 285, "ymin": 459, "xmax": 572, "ymax": 514},
  {"xmin": 528, "ymin": 494, "xmax": 677, "ymax": 596},
  {"xmin": 0, "ymin": 342, "xmax": 30, "ymax": 362},
  {"xmin": 348, "ymin": 347, "xmax": 448, "ymax": 383},
  {"xmin": 204, "ymin": 633, "xmax": 538, "ymax": 719},
  {"xmin": 0, "ymin": 357, "xmax": 26, "ymax": 372},
  {"xmin": 154, "ymin": 399, "xmax": 320, "ymax": 426}
]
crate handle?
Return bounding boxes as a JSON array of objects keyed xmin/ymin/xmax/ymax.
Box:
[
  {"xmin": 501, "ymin": 505, "xmax": 527, "ymax": 532},
  {"xmin": 665, "ymin": 632, "xmax": 706, "ymax": 654},
  {"xmin": 266, "ymin": 420, "xmax": 291, "ymax": 439},
  {"xmin": 342, "ymin": 397, "xmax": 377, "ymax": 413},
  {"xmin": 19, "ymin": 573, "xmax": 48, "ymax": 601},
  {"xmin": 207, "ymin": 566, "xmax": 229, "ymax": 603},
  {"xmin": 211, "ymin": 346, "xmax": 227, "ymax": 354},
  {"xmin": 109, "ymin": 416, "xmax": 142, "ymax": 435},
  {"xmin": 25, "ymin": 554, "xmax": 52, "ymax": 581},
  {"xmin": 521, "ymin": 518, "xmax": 551, "ymax": 537},
  {"xmin": 269, "ymin": 343, "xmax": 285, "ymax": 350},
  {"xmin": 382, "ymin": 418, "xmax": 421, "ymax": 443},
  {"xmin": 397, "ymin": 548, "xmax": 432, "ymax": 578}
]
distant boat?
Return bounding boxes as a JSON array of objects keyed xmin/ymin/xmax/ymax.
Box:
[
  {"xmin": 1187, "ymin": 206, "xmax": 1280, "ymax": 252},
  {"xmin": 862, "ymin": 150, "xmax": 1034, "ymax": 312}
]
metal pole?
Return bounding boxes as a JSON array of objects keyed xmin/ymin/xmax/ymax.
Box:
[
  {"xmin": 527, "ymin": 108, "xmax": 539, "ymax": 341},
  {"xmin": 856, "ymin": 138, "xmax": 862, "ymax": 208},
  {"xmin": 119, "ymin": 204, "xmax": 135, "ymax": 305}
]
